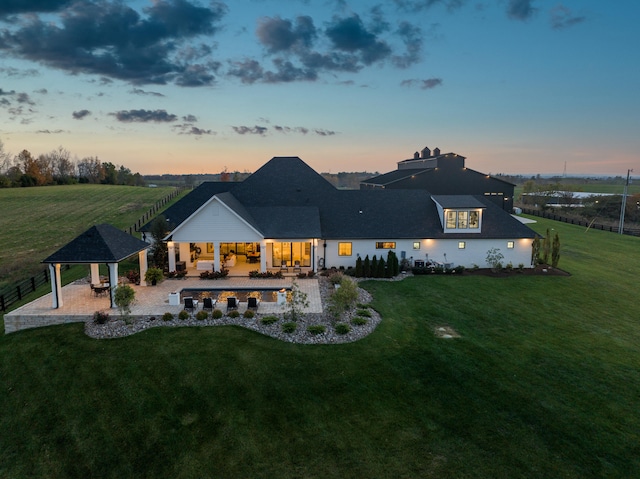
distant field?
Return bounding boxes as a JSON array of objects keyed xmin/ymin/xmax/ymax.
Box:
[{"xmin": 0, "ymin": 185, "xmax": 184, "ymax": 288}]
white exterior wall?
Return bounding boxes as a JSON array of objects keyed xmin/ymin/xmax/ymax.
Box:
[
  {"xmin": 171, "ymin": 198, "xmax": 263, "ymax": 243},
  {"xmin": 322, "ymin": 237, "xmax": 533, "ymax": 269}
]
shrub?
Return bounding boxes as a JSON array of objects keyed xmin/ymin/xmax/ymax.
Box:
[
  {"xmin": 178, "ymin": 310, "xmax": 189, "ymax": 320},
  {"xmin": 356, "ymin": 309, "xmax": 371, "ymax": 317},
  {"xmin": 211, "ymin": 309, "xmax": 223, "ymax": 319},
  {"xmin": 335, "ymin": 323, "xmax": 351, "ymax": 335},
  {"xmin": 243, "ymin": 310, "xmax": 255, "ymax": 319},
  {"xmin": 162, "ymin": 312, "xmax": 174, "ymax": 321},
  {"xmin": 260, "ymin": 315, "xmax": 279, "ymax": 325},
  {"xmin": 307, "ymin": 325, "xmax": 326, "ymax": 335},
  {"xmin": 93, "ymin": 311, "xmax": 109, "ymax": 324},
  {"xmin": 297, "ymin": 272, "xmax": 307, "ymax": 279},
  {"xmin": 114, "ymin": 285, "xmax": 135, "ymax": 317},
  {"xmin": 486, "ymin": 248, "xmax": 504, "ymax": 273},
  {"xmin": 351, "ymin": 317, "xmax": 368, "ymax": 326},
  {"xmin": 228, "ymin": 310, "xmax": 240, "ymax": 318},
  {"xmin": 328, "ymin": 277, "xmax": 359, "ymax": 318},
  {"xmin": 282, "ymin": 322, "xmax": 297, "ymax": 333},
  {"xmin": 328, "ymin": 271, "xmax": 344, "ymax": 285},
  {"xmin": 195, "ymin": 310, "xmax": 209, "ymax": 321},
  {"xmin": 126, "ymin": 270, "xmax": 140, "ymax": 284},
  {"xmin": 505, "ymin": 262, "xmax": 513, "ymax": 272},
  {"xmin": 144, "ymin": 267, "xmax": 164, "ymax": 285},
  {"xmin": 454, "ymin": 265, "xmax": 466, "ymax": 274},
  {"xmin": 200, "ymin": 268, "xmax": 229, "ymax": 279},
  {"xmin": 248, "ymin": 270, "xmax": 283, "ymax": 279},
  {"xmin": 306, "ymin": 271, "xmax": 315, "ymax": 278}
]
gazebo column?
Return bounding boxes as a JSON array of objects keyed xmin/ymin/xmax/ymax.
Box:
[
  {"xmin": 49, "ymin": 263, "xmax": 63, "ymax": 308},
  {"xmin": 260, "ymin": 240, "xmax": 267, "ymax": 272},
  {"xmin": 167, "ymin": 241, "xmax": 176, "ymax": 272},
  {"xmin": 138, "ymin": 249, "xmax": 148, "ymax": 287},
  {"xmin": 107, "ymin": 262, "xmax": 118, "ymax": 308},
  {"xmin": 214, "ymin": 241, "xmax": 220, "ymax": 272},
  {"xmin": 90, "ymin": 263, "xmax": 100, "ymax": 285}
]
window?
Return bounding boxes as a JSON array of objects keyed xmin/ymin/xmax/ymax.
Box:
[
  {"xmin": 376, "ymin": 242, "xmax": 396, "ymax": 249},
  {"xmin": 446, "ymin": 211, "xmax": 457, "ymax": 229},
  {"xmin": 458, "ymin": 241, "xmax": 466, "ymax": 249},
  {"xmin": 507, "ymin": 241, "xmax": 514, "ymax": 249},
  {"xmin": 445, "ymin": 210, "xmax": 481, "ymax": 230},
  {"xmin": 457, "ymin": 211, "xmax": 468, "ymax": 229},
  {"xmin": 338, "ymin": 242, "xmax": 352, "ymax": 256},
  {"xmin": 413, "ymin": 242, "xmax": 420, "ymax": 250},
  {"xmin": 469, "ymin": 211, "xmax": 479, "ymax": 229}
]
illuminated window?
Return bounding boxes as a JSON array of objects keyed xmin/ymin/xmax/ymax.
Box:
[
  {"xmin": 413, "ymin": 242, "xmax": 420, "ymax": 250},
  {"xmin": 458, "ymin": 241, "xmax": 466, "ymax": 249},
  {"xmin": 507, "ymin": 241, "xmax": 514, "ymax": 249},
  {"xmin": 376, "ymin": 242, "xmax": 396, "ymax": 249},
  {"xmin": 469, "ymin": 211, "xmax": 479, "ymax": 228},
  {"xmin": 446, "ymin": 211, "xmax": 457, "ymax": 229},
  {"xmin": 457, "ymin": 211, "xmax": 468, "ymax": 229},
  {"xmin": 338, "ymin": 242, "xmax": 352, "ymax": 256}
]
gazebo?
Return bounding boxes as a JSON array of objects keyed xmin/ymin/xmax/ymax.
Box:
[{"xmin": 42, "ymin": 224, "xmax": 150, "ymax": 309}]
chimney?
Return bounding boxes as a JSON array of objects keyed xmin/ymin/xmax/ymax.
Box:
[
  {"xmin": 420, "ymin": 146, "xmax": 431, "ymax": 159},
  {"xmin": 433, "ymin": 147, "xmax": 441, "ymax": 157},
  {"xmin": 413, "ymin": 151, "xmax": 420, "ymax": 160}
]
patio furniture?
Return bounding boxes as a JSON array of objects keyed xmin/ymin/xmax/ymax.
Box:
[
  {"xmin": 247, "ymin": 297, "xmax": 259, "ymax": 310},
  {"xmin": 184, "ymin": 297, "xmax": 197, "ymax": 314},
  {"xmin": 202, "ymin": 297, "xmax": 216, "ymax": 312},
  {"xmin": 280, "ymin": 260, "xmax": 288, "ymax": 272},
  {"xmin": 226, "ymin": 297, "xmax": 238, "ymax": 312},
  {"xmin": 293, "ymin": 260, "xmax": 301, "ymax": 273}
]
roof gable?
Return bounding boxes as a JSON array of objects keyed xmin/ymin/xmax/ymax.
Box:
[{"xmin": 43, "ymin": 224, "xmax": 149, "ymax": 263}]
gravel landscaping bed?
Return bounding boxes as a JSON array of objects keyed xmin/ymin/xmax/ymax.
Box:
[{"xmin": 85, "ymin": 276, "xmax": 383, "ymax": 344}]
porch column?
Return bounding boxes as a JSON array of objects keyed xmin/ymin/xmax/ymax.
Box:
[
  {"xmin": 49, "ymin": 263, "xmax": 63, "ymax": 308},
  {"xmin": 167, "ymin": 241, "xmax": 176, "ymax": 272},
  {"xmin": 214, "ymin": 242, "xmax": 220, "ymax": 272},
  {"xmin": 260, "ymin": 240, "xmax": 267, "ymax": 272},
  {"xmin": 138, "ymin": 249, "xmax": 148, "ymax": 287},
  {"xmin": 90, "ymin": 263, "xmax": 100, "ymax": 285},
  {"xmin": 107, "ymin": 262, "xmax": 118, "ymax": 309}
]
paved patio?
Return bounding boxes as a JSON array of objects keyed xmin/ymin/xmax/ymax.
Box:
[{"xmin": 4, "ymin": 276, "xmax": 322, "ymax": 334}]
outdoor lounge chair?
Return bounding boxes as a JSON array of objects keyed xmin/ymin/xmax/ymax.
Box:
[
  {"xmin": 226, "ymin": 297, "xmax": 238, "ymax": 312},
  {"xmin": 184, "ymin": 297, "xmax": 196, "ymax": 314},
  {"xmin": 202, "ymin": 297, "xmax": 215, "ymax": 312},
  {"xmin": 280, "ymin": 260, "xmax": 288, "ymax": 272},
  {"xmin": 247, "ymin": 297, "xmax": 260, "ymax": 310},
  {"xmin": 293, "ymin": 260, "xmax": 301, "ymax": 272}
]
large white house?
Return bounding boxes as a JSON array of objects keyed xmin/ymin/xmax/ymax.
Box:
[{"xmin": 144, "ymin": 156, "xmax": 538, "ymax": 273}]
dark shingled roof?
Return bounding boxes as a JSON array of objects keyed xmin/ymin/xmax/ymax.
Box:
[
  {"xmin": 248, "ymin": 206, "xmax": 322, "ymax": 238},
  {"xmin": 431, "ymin": 195, "xmax": 487, "ymax": 209},
  {"xmin": 360, "ymin": 168, "xmax": 430, "ymax": 186},
  {"xmin": 43, "ymin": 224, "xmax": 149, "ymax": 264}
]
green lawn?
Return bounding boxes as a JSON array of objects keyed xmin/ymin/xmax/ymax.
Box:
[
  {"xmin": 0, "ymin": 184, "xmax": 182, "ymax": 288},
  {"xmin": 0, "ymin": 217, "xmax": 638, "ymax": 478}
]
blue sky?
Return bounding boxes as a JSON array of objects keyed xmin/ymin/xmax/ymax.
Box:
[{"xmin": 0, "ymin": 0, "xmax": 638, "ymax": 176}]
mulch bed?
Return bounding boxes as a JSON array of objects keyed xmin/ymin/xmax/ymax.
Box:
[{"xmin": 463, "ymin": 264, "xmax": 570, "ymax": 277}]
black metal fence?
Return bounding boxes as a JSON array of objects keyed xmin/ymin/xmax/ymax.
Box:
[
  {"xmin": 0, "ymin": 265, "xmax": 71, "ymax": 312},
  {"xmin": 520, "ymin": 208, "xmax": 640, "ymax": 237},
  {"xmin": 1, "ymin": 186, "xmax": 189, "ymax": 313}
]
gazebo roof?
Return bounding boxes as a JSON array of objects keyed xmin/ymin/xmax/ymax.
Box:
[{"xmin": 42, "ymin": 224, "xmax": 149, "ymax": 264}]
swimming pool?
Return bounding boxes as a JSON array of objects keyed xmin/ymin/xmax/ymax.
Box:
[{"xmin": 179, "ymin": 287, "xmax": 291, "ymax": 303}]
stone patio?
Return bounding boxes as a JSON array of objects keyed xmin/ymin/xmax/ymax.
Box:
[{"xmin": 4, "ymin": 276, "xmax": 322, "ymax": 334}]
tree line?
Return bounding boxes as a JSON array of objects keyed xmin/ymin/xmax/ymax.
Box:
[{"xmin": 0, "ymin": 141, "xmax": 145, "ymax": 188}]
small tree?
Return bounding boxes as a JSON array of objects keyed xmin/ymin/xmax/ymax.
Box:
[
  {"xmin": 114, "ymin": 285, "xmax": 135, "ymax": 319},
  {"xmin": 551, "ymin": 232, "xmax": 561, "ymax": 268},
  {"xmin": 363, "ymin": 255, "xmax": 371, "ymax": 278},
  {"xmin": 541, "ymin": 228, "xmax": 551, "ymax": 265},
  {"xmin": 370, "ymin": 255, "xmax": 378, "ymax": 278},
  {"xmin": 377, "ymin": 256, "xmax": 386, "ymax": 278},
  {"xmin": 328, "ymin": 276, "xmax": 359, "ymax": 318},
  {"xmin": 355, "ymin": 256, "xmax": 363, "ymax": 277},
  {"xmin": 387, "ymin": 251, "xmax": 399, "ymax": 277},
  {"xmin": 486, "ymin": 248, "xmax": 504, "ymax": 273},
  {"xmin": 285, "ymin": 280, "xmax": 309, "ymax": 322},
  {"xmin": 149, "ymin": 215, "xmax": 169, "ymax": 271},
  {"xmin": 531, "ymin": 235, "xmax": 541, "ymax": 266}
]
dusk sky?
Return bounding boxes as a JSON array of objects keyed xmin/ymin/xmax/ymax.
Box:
[{"xmin": 0, "ymin": 0, "xmax": 638, "ymax": 176}]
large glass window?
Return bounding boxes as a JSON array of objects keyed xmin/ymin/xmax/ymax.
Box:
[
  {"xmin": 271, "ymin": 242, "xmax": 312, "ymax": 267},
  {"xmin": 376, "ymin": 242, "xmax": 396, "ymax": 249},
  {"xmin": 338, "ymin": 242, "xmax": 352, "ymax": 256},
  {"xmin": 446, "ymin": 211, "xmax": 457, "ymax": 229},
  {"xmin": 469, "ymin": 211, "xmax": 479, "ymax": 229},
  {"xmin": 445, "ymin": 210, "xmax": 481, "ymax": 230},
  {"xmin": 457, "ymin": 211, "xmax": 468, "ymax": 229}
]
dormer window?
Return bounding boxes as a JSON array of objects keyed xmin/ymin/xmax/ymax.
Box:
[{"xmin": 445, "ymin": 209, "xmax": 481, "ymax": 230}]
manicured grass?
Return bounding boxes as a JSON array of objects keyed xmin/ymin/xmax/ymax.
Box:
[
  {"xmin": 0, "ymin": 184, "xmax": 182, "ymax": 288},
  {"xmin": 0, "ymin": 217, "xmax": 639, "ymax": 477}
]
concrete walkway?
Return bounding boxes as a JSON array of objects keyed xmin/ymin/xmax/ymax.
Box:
[{"xmin": 4, "ymin": 277, "xmax": 322, "ymax": 334}]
